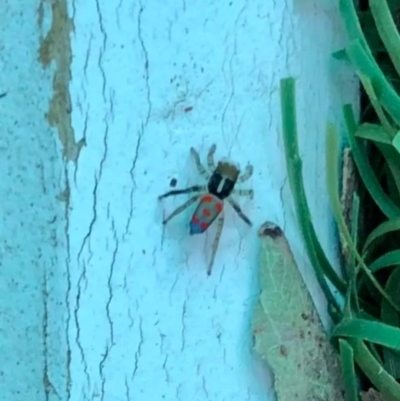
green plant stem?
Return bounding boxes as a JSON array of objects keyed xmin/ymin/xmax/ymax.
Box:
[
  {"xmin": 339, "ymin": 339, "xmax": 358, "ymax": 401},
  {"xmin": 280, "ymin": 77, "xmax": 346, "ymax": 311},
  {"xmin": 346, "ymin": 39, "xmax": 400, "ymax": 127},
  {"xmin": 370, "ymin": 0, "xmax": 400, "ymax": 79},
  {"xmin": 327, "ymin": 122, "xmax": 400, "ymax": 313},
  {"xmin": 348, "ymin": 338, "xmax": 400, "ymax": 401},
  {"xmin": 339, "ymin": 0, "xmax": 373, "ymax": 56},
  {"xmin": 344, "ymin": 104, "xmax": 400, "ymax": 219}
]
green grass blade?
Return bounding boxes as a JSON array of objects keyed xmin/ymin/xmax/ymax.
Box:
[
  {"xmin": 340, "ymin": 0, "xmax": 373, "ymax": 54},
  {"xmin": 333, "ymin": 318, "xmax": 400, "ymax": 351},
  {"xmin": 344, "ymin": 104, "xmax": 400, "ymax": 219},
  {"xmin": 339, "ymin": 339, "xmax": 359, "ymax": 401},
  {"xmin": 362, "ymin": 217, "xmax": 400, "ymax": 255},
  {"xmin": 382, "ymin": 266, "xmax": 400, "ymax": 379},
  {"xmin": 346, "ymin": 39, "xmax": 400, "ymax": 127},
  {"xmin": 347, "ymin": 338, "xmax": 400, "ymax": 401},
  {"xmin": 375, "ymin": 142, "xmax": 400, "ymax": 205},
  {"xmin": 357, "ymin": 73, "xmax": 395, "ymax": 136},
  {"xmin": 393, "ymin": 132, "xmax": 400, "ymax": 154},
  {"xmin": 327, "ymin": 122, "xmax": 400, "ymax": 313},
  {"xmin": 280, "ymin": 78, "xmax": 346, "ymax": 307},
  {"xmin": 356, "ymin": 123, "xmax": 392, "ymax": 144},
  {"xmin": 370, "ymin": 0, "xmax": 400, "ymax": 79},
  {"xmin": 340, "ymin": 0, "xmax": 400, "ymax": 128},
  {"xmin": 369, "ymin": 250, "xmax": 400, "ymax": 273}
]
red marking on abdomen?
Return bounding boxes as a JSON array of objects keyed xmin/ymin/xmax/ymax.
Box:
[
  {"xmin": 202, "ymin": 208, "xmax": 211, "ymax": 217},
  {"xmin": 200, "ymin": 222, "xmax": 209, "ymax": 230},
  {"xmin": 202, "ymin": 194, "xmax": 214, "ymax": 203},
  {"xmin": 192, "ymin": 215, "xmax": 200, "ymax": 223},
  {"xmin": 215, "ymin": 202, "xmax": 223, "ymax": 213}
]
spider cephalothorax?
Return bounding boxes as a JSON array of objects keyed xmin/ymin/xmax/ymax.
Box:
[{"xmin": 159, "ymin": 144, "xmax": 254, "ymax": 275}]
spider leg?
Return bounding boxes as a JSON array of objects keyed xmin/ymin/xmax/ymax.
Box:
[
  {"xmin": 159, "ymin": 185, "xmax": 206, "ymax": 199},
  {"xmin": 231, "ymin": 189, "xmax": 254, "ymax": 199},
  {"xmin": 207, "ymin": 144, "xmax": 216, "ymax": 172},
  {"xmin": 162, "ymin": 195, "xmax": 202, "ymax": 225},
  {"xmin": 208, "ymin": 211, "xmax": 225, "ymax": 275},
  {"xmin": 190, "ymin": 147, "xmax": 210, "ymax": 179},
  {"xmin": 227, "ymin": 197, "xmax": 252, "ymax": 226},
  {"xmin": 238, "ymin": 164, "xmax": 254, "ymax": 183}
]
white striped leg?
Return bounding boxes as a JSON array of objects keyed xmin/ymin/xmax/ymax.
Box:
[
  {"xmin": 163, "ymin": 195, "xmax": 202, "ymax": 225},
  {"xmin": 208, "ymin": 211, "xmax": 225, "ymax": 275}
]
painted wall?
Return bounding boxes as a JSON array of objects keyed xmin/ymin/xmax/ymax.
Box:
[{"xmin": 0, "ymin": 0, "xmax": 357, "ymax": 400}]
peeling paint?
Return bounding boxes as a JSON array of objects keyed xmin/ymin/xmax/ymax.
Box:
[
  {"xmin": 38, "ymin": 0, "xmax": 85, "ymax": 162},
  {"xmin": 0, "ymin": 2, "xmax": 69, "ymax": 399}
]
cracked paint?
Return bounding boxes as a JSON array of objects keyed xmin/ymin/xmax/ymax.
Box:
[{"xmin": 34, "ymin": 0, "xmax": 362, "ymax": 400}]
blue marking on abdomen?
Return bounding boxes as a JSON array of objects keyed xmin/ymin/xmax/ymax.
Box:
[{"xmin": 189, "ymin": 221, "xmax": 204, "ymax": 235}]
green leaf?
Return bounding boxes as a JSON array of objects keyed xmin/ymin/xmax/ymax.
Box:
[
  {"xmin": 253, "ymin": 222, "xmax": 344, "ymax": 401},
  {"xmin": 339, "ymin": 339, "xmax": 359, "ymax": 401},
  {"xmin": 340, "ymin": 0, "xmax": 373, "ymax": 54},
  {"xmin": 347, "ymin": 338, "xmax": 400, "ymax": 401},
  {"xmin": 345, "ymin": 39, "xmax": 400, "ymax": 127},
  {"xmin": 357, "ymin": 73, "xmax": 395, "ymax": 136},
  {"xmin": 362, "ymin": 218, "xmax": 400, "ymax": 255},
  {"xmin": 356, "ymin": 123, "xmax": 392, "ymax": 145},
  {"xmin": 333, "ymin": 319, "xmax": 400, "ymax": 351},
  {"xmin": 375, "ymin": 142, "xmax": 400, "ymax": 205},
  {"xmin": 392, "ymin": 132, "xmax": 400, "ymax": 154},
  {"xmin": 343, "ymin": 104, "xmax": 400, "ymax": 220},
  {"xmin": 369, "ymin": 250, "xmax": 400, "ymax": 273},
  {"xmin": 327, "ymin": 122, "xmax": 400, "ymax": 313},
  {"xmin": 382, "ymin": 266, "xmax": 400, "ymax": 379},
  {"xmin": 370, "ymin": 0, "xmax": 400, "ymax": 79},
  {"xmin": 280, "ymin": 77, "xmax": 346, "ymax": 307}
]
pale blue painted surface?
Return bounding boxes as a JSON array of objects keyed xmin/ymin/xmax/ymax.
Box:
[
  {"xmin": 0, "ymin": 0, "xmax": 357, "ymax": 400},
  {"xmin": 0, "ymin": 1, "xmax": 67, "ymax": 401}
]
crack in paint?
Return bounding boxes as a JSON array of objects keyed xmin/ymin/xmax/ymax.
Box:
[
  {"xmin": 162, "ymin": 356, "xmax": 169, "ymax": 383},
  {"xmin": 220, "ymin": 3, "xmax": 247, "ymax": 149},
  {"xmin": 169, "ymin": 273, "xmax": 179, "ymax": 305},
  {"xmin": 74, "ymin": 259, "xmax": 90, "ymax": 393},
  {"xmin": 95, "ymin": 0, "xmax": 108, "ymax": 103},
  {"xmin": 42, "ymin": 269, "xmax": 58, "ymax": 401},
  {"xmin": 106, "ymin": 217, "xmax": 118, "ymax": 347},
  {"xmin": 99, "ymin": 342, "xmax": 111, "ymax": 401},
  {"xmin": 116, "ymin": 0, "xmax": 123, "ymax": 29},
  {"xmin": 124, "ymin": 4, "xmax": 152, "ymax": 238},
  {"xmin": 181, "ymin": 300, "xmax": 187, "ymax": 351},
  {"xmin": 176, "ymin": 384, "xmax": 183, "ymax": 401},
  {"xmin": 98, "ymin": 122, "xmax": 110, "ymax": 182},
  {"xmin": 77, "ymin": 174, "xmax": 99, "ymax": 261},
  {"xmin": 83, "ymin": 34, "xmax": 93, "ymax": 84},
  {"xmin": 124, "ymin": 377, "xmax": 131, "ymax": 401},
  {"xmin": 202, "ymin": 376, "xmax": 210, "ymax": 400},
  {"xmin": 62, "ymin": 170, "xmax": 73, "ymax": 400},
  {"xmin": 132, "ymin": 316, "xmax": 144, "ymax": 381}
]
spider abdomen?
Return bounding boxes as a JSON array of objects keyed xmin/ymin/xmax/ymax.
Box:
[{"xmin": 189, "ymin": 194, "xmax": 224, "ymax": 235}]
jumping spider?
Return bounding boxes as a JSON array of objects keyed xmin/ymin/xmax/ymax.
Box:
[{"xmin": 159, "ymin": 144, "xmax": 254, "ymax": 275}]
